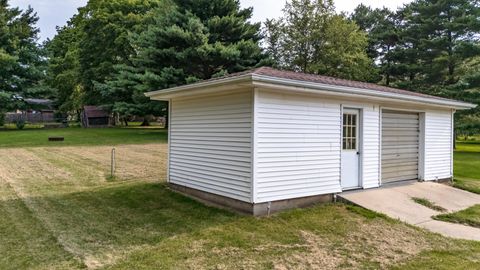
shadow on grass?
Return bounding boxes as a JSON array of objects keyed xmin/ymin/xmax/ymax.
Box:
[
  {"xmin": 37, "ymin": 182, "xmax": 237, "ymax": 248},
  {"xmin": 0, "ymin": 182, "xmax": 237, "ymax": 269}
]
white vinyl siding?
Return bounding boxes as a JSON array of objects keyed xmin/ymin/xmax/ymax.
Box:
[
  {"xmin": 254, "ymin": 90, "xmax": 342, "ymax": 203},
  {"xmin": 424, "ymin": 110, "xmax": 453, "ymax": 181},
  {"xmin": 169, "ymin": 89, "xmax": 253, "ymax": 202},
  {"xmin": 361, "ymin": 106, "xmax": 381, "ymax": 188}
]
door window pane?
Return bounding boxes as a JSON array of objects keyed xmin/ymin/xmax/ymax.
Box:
[{"xmin": 342, "ymin": 113, "xmax": 357, "ymax": 150}]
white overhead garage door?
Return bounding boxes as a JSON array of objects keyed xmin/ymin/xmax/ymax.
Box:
[{"xmin": 382, "ymin": 110, "xmax": 420, "ymax": 183}]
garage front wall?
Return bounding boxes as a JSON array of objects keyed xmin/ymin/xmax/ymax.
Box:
[
  {"xmin": 253, "ymin": 90, "xmax": 381, "ymax": 203},
  {"xmin": 252, "ymin": 89, "xmax": 454, "ymax": 203}
]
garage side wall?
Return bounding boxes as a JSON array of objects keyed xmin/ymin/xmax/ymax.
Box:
[
  {"xmin": 424, "ymin": 109, "xmax": 453, "ymax": 181},
  {"xmin": 253, "ymin": 90, "xmax": 342, "ymax": 203},
  {"xmin": 169, "ymin": 89, "xmax": 253, "ymax": 202}
]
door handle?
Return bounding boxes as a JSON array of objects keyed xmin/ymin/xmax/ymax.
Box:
[{"xmin": 357, "ymin": 152, "xmax": 360, "ymax": 155}]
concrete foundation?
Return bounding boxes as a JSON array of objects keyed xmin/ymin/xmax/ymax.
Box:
[{"xmin": 169, "ymin": 183, "xmax": 333, "ymax": 216}]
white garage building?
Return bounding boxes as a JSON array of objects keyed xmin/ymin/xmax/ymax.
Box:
[{"xmin": 146, "ymin": 67, "xmax": 475, "ymax": 215}]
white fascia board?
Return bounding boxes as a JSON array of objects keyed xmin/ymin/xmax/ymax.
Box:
[
  {"xmin": 251, "ymin": 74, "xmax": 477, "ymax": 110},
  {"xmin": 145, "ymin": 74, "xmax": 253, "ymax": 100}
]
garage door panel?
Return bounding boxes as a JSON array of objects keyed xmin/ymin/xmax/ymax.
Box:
[
  {"xmin": 382, "ymin": 144, "xmax": 419, "ymax": 150},
  {"xmin": 382, "ymin": 164, "xmax": 418, "ymax": 171},
  {"xmin": 382, "ymin": 121, "xmax": 419, "ymax": 127},
  {"xmin": 381, "ymin": 173, "xmax": 418, "ymax": 182},
  {"xmin": 382, "ymin": 112, "xmax": 419, "ymax": 119},
  {"xmin": 382, "ymin": 110, "xmax": 419, "ymax": 184}
]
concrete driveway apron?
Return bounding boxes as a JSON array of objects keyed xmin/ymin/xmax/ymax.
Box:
[{"xmin": 339, "ymin": 182, "xmax": 480, "ymax": 241}]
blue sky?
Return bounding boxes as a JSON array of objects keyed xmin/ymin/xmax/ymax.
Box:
[{"xmin": 10, "ymin": 0, "xmax": 412, "ymax": 41}]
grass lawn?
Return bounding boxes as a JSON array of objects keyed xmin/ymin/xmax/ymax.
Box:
[
  {"xmin": 0, "ymin": 127, "xmax": 167, "ymax": 148},
  {"xmin": 454, "ymin": 142, "xmax": 480, "ymax": 194},
  {"xmin": 434, "ymin": 205, "xmax": 480, "ymax": 229},
  {"xmin": 0, "ymin": 131, "xmax": 479, "ymax": 269}
]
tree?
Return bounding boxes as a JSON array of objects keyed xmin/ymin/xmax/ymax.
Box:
[
  {"xmin": 264, "ymin": 0, "xmax": 376, "ymax": 81},
  {"xmin": 45, "ymin": 23, "xmax": 82, "ymax": 114},
  {"xmin": 350, "ymin": 5, "xmax": 398, "ymax": 85},
  {"xmin": 397, "ymin": 0, "xmax": 480, "ymax": 90},
  {"xmin": 100, "ymin": 0, "xmax": 265, "ymax": 125},
  {"xmin": 0, "ymin": 0, "xmax": 47, "ymax": 114},
  {"xmin": 68, "ymin": 0, "xmax": 163, "ymax": 106},
  {"xmin": 46, "ymin": 0, "xmax": 163, "ymax": 120}
]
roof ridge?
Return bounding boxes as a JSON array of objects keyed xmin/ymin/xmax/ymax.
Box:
[{"xmin": 252, "ymin": 66, "xmax": 398, "ymax": 91}]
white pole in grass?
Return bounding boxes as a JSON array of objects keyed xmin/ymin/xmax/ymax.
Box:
[{"xmin": 111, "ymin": 147, "xmax": 116, "ymax": 178}]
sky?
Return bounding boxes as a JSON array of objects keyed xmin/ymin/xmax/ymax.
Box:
[{"xmin": 10, "ymin": 0, "xmax": 413, "ymax": 41}]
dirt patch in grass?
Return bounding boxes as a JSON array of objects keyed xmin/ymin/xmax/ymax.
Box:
[
  {"xmin": 412, "ymin": 197, "xmax": 447, "ymax": 212},
  {"xmin": 273, "ymin": 216, "xmax": 432, "ymax": 269}
]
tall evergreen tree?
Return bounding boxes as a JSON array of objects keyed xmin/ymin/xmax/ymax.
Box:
[
  {"xmin": 100, "ymin": 0, "xmax": 265, "ymax": 125},
  {"xmin": 397, "ymin": 0, "xmax": 480, "ymax": 92},
  {"xmin": 0, "ymin": 0, "xmax": 47, "ymax": 112},
  {"xmin": 350, "ymin": 5, "xmax": 398, "ymax": 85}
]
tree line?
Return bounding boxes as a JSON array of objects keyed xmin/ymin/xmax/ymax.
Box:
[{"xmin": 1, "ymin": 0, "xmax": 479, "ymax": 131}]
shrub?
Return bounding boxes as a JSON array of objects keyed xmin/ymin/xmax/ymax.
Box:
[
  {"xmin": 0, "ymin": 112, "xmax": 5, "ymax": 127},
  {"xmin": 15, "ymin": 118, "xmax": 26, "ymax": 130}
]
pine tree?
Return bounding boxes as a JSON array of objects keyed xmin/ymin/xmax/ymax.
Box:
[
  {"xmin": 350, "ymin": 5, "xmax": 398, "ymax": 85},
  {"xmin": 0, "ymin": 0, "xmax": 46, "ymax": 107},
  {"xmin": 398, "ymin": 0, "xmax": 480, "ymax": 90},
  {"xmin": 100, "ymin": 0, "xmax": 265, "ymax": 125}
]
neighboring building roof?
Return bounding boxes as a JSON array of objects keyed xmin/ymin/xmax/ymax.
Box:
[
  {"xmin": 83, "ymin": 106, "xmax": 109, "ymax": 118},
  {"xmin": 24, "ymin": 98, "xmax": 54, "ymax": 106},
  {"xmin": 146, "ymin": 67, "xmax": 476, "ymax": 110}
]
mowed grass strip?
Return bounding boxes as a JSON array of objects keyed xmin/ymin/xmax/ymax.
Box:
[
  {"xmin": 0, "ymin": 177, "xmax": 83, "ymax": 270},
  {"xmin": 0, "ymin": 127, "xmax": 167, "ymax": 148},
  {"xmin": 434, "ymin": 205, "xmax": 480, "ymax": 229},
  {"xmin": 0, "ymin": 142, "xmax": 480, "ymax": 269},
  {"xmin": 412, "ymin": 197, "xmax": 447, "ymax": 212}
]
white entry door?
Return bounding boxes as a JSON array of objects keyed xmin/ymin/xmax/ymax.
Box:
[{"xmin": 341, "ymin": 109, "xmax": 361, "ymax": 190}]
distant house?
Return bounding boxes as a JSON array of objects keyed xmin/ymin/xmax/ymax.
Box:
[
  {"xmin": 81, "ymin": 106, "xmax": 111, "ymax": 128},
  {"xmin": 6, "ymin": 98, "xmax": 56, "ymax": 123},
  {"xmin": 146, "ymin": 67, "xmax": 476, "ymax": 216}
]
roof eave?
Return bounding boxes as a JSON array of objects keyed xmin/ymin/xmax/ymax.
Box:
[
  {"xmin": 251, "ymin": 74, "xmax": 477, "ymax": 110},
  {"xmin": 145, "ymin": 73, "xmax": 476, "ymax": 110},
  {"xmin": 145, "ymin": 74, "xmax": 253, "ymax": 100}
]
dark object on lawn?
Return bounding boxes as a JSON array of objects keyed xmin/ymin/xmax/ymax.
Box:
[{"xmin": 48, "ymin": 137, "xmax": 64, "ymax": 142}]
